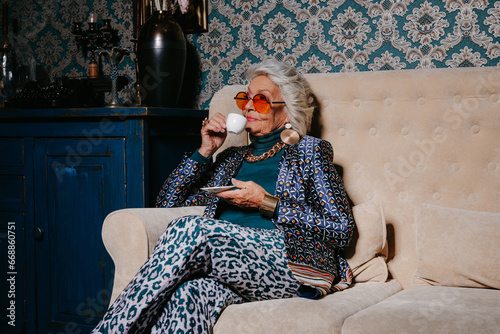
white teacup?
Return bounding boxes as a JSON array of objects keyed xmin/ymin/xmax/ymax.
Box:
[{"xmin": 226, "ymin": 113, "xmax": 247, "ymax": 135}]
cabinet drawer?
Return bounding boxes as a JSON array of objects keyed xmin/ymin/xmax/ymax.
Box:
[
  {"xmin": 0, "ymin": 175, "xmax": 25, "ymax": 204},
  {"xmin": 0, "ymin": 139, "xmax": 24, "ymax": 167}
]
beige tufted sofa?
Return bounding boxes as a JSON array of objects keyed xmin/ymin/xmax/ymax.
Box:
[{"xmin": 102, "ymin": 66, "xmax": 500, "ymax": 333}]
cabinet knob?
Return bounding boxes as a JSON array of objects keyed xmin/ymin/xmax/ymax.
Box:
[{"xmin": 32, "ymin": 227, "xmax": 44, "ymax": 241}]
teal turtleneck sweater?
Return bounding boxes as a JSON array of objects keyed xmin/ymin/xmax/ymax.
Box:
[{"xmin": 192, "ymin": 128, "xmax": 284, "ymax": 229}]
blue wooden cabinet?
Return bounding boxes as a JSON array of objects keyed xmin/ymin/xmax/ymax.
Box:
[{"xmin": 0, "ymin": 107, "xmax": 207, "ymax": 333}]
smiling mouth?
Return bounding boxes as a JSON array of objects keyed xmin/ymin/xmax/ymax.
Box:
[{"xmin": 246, "ymin": 116, "xmax": 258, "ymax": 122}]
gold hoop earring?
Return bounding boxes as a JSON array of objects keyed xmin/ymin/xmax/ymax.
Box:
[{"xmin": 281, "ymin": 123, "xmax": 300, "ymax": 145}]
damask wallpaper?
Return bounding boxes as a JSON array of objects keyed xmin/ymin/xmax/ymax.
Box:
[{"xmin": 5, "ymin": 0, "xmax": 500, "ymax": 109}]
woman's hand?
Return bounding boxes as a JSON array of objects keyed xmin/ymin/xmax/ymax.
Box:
[
  {"xmin": 216, "ymin": 178, "xmax": 267, "ymax": 210},
  {"xmin": 199, "ymin": 112, "xmax": 228, "ymax": 158}
]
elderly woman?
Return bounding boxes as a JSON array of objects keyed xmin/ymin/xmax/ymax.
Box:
[{"xmin": 93, "ymin": 59, "xmax": 354, "ymax": 333}]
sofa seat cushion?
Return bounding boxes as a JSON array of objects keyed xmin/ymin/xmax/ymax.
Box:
[
  {"xmin": 413, "ymin": 204, "xmax": 500, "ymax": 289},
  {"xmin": 213, "ymin": 280, "xmax": 401, "ymax": 334},
  {"xmin": 342, "ymin": 286, "xmax": 500, "ymax": 334}
]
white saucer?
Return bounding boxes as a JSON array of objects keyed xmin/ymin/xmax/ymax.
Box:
[{"xmin": 200, "ymin": 186, "xmax": 235, "ymax": 193}]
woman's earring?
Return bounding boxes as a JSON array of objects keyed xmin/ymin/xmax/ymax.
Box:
[{"xmin": 281, "ymin": 123, "xmax": 300, "ymax": 145}]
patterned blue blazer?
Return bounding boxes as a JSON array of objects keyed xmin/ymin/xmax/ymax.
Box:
[{"xmin": 156, "ymin": 135, "xmax": 355, "ymax": 297}]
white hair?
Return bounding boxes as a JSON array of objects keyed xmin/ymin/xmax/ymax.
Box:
[{"xmin": 245, "ymin": 59, "xmax": 315, "ymax": 137}]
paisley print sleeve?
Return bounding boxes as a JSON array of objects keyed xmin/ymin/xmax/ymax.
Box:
[
  {"xmin": 275, "ymin": 137, "xmax": 355, "ymax": 249},
  {"xmin": 155, "ymin": 153, "xmax": 213, "ymax": 208},
  {"xmin": 155, "ymin": 147, "xmax": 246, "ymax": 209}
]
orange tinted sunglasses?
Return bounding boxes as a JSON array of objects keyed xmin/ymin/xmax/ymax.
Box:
[{"xmin": 234, "ymin": 92, "xmax": 285, "ymax": 114}]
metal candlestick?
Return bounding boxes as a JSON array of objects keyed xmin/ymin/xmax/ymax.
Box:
[{"xmin": 72, "ymin": 18, "xmax": 119, "ymax": 78}]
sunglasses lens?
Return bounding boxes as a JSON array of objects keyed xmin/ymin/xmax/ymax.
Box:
[
  {"xmin": 235, "ymin": 92, "xmax": 249, "ymax": 110},
  {"xmin": 253, "ymin": 94, "xmax": 270, "ymax": 114},
  {"xmin": 234, "ymin": 92, "xmax": 271, "ymax": 113}
]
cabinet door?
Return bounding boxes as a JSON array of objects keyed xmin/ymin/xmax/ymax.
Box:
[{"xmin": 34, "ymin": 138, "xmax": 125, "ymax": 333}]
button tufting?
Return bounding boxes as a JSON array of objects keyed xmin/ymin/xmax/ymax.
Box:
[
  {"xmin": 352, "ymin": 99, "xmax": 361, "ymax": 107},
  {"xmin": 369, "ymin": 127, "xmax": 377, "ymax": 136},
  {"xmin": 322, "ymin": 99, "xmax": 330, "ymax": 107},
  {"xmin": 453, "ymin": 95, "xmax": 462, "ymax": 103},
  {"xmin": 451, "ymin": 163, "xmax": 461, "ymax": 172},
  {"xmin": 384, "ymin": 98, "xmax": 393, "ymax": 106},
  {"xmin": 384, "ymin": 162, "xmax": 392, "ymax": 170},
  {"xmin": 401, "ymin": 127, "xmax": 410, "ymax": 135},
  {"xmin": 471, "ymin": 124, "xmax": 480, "ymax": 134},
  {"xmin": 417, "ymin": 97, "xmax": 426, "ymax": 105},
  {"xmin": 365, "ymin": 192, "xmax": 374, "ymax": 200},
  {"xmin": 399, "ymin": 192, "xmax": 408, "ymax": 201},
  {"xmin": 490, "ymin": 94, "xmax": 499, "ymax": 103},
  {"xmin": 432, "ymin": 192, "xmax": 441, "ymax": 201},
  {"xmin": 338, "ymin": 128, "xmax": 347, "ymax": 136},
  {"xmin": 468, "ymin": 194, "xmax": 477, "ymax": 202},
  {"xmin": 416, "ymin": 163, "xmax": 425, "ymax": 172},
  {"xmin": 487, "ymin": 162, "xmax": 497, "ymax": 171}
]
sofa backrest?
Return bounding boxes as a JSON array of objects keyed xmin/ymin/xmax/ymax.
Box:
[{"xmin": 208, "ymin": 67, "xmax": 500, "ymax": 288}]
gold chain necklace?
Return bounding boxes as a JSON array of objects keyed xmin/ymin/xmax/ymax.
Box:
[{"xmin": 244, "ymin": 141, "xmax": 286, "ymax": 163}]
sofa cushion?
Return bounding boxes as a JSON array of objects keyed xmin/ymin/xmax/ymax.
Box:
[
  {"xmin": 213, "ymin": 280, "xmax": 402, "ymax": 334},
  {"xmin": 342, "ymin": 286, "xmax": 500, "ymax": 334},
  {"xmin": 412, "ymin": 203, "xmax": 500, "ymax": 289},
  {"xmin": 344, "ymin": 200, "xmax": 388, "ymax": 282}
]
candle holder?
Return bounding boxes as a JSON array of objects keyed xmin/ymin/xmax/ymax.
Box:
[
  {"xmin": 72, "ymin": 17, "xmax": 119, "ymax": 78},
  {"xmin": 97, "ymin": 47, "xmax": 130, "ymax": 107}
]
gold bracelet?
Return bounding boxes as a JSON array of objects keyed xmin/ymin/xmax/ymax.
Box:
[{"xmin": 259, "ymin": 194, "xmax": 280, "ymax": 218}]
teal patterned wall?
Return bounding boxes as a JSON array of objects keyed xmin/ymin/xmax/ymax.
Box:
[{"xmin": 6, "ymin": 0, "xmax": 500, "ymax": 109}]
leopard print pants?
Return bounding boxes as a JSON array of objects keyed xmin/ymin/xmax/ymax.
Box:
[{"xmin": 92, "ymin": 215, "xmax": 300, "ymax": 333}]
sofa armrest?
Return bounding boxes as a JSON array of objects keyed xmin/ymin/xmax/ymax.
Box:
[{"xmin": 102, "ymin": 206, "xmax": 205, "ymax": 305}]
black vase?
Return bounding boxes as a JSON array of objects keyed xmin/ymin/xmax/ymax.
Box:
[{"xmin": 137, "ymin": 11, "xmax": 186, "ymax": 108}]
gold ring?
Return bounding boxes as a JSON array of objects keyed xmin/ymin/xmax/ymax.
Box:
[
  {"xmin": 202, "ymin": 117, "xmax": 208, "ymax": 127},
  {"xmin": 202, "ymin": 117, "xmax": 209, "ymax": 127}
]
